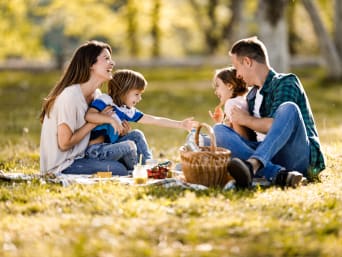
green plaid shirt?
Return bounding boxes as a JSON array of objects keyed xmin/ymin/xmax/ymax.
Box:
[{"xmin": 246, "ymin": 69, "xmax": 325, "ymax": 178}]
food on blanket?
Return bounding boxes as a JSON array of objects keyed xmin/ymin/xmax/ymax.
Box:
[
  {"xmin": 94, "ymin": 171, "xmax": 112, "ymax": 178},
  {"xmin": 134, "ymin": 177, "xmax": 147, "ymax": 184},
  {"xmin": 147, "ymin": 161, "xmax": 171, "ymax": 179},
  {"xmin": 133, "ymin": 165, "xmax": 148, "ymax": 184}
]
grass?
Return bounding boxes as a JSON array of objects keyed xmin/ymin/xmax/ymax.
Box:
[{"xmin": 0, "ymin": 67, "xmax": 341, "ymax": 257}]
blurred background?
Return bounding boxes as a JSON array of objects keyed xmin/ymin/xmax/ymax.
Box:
[{"xmin": 0, "ymin": 0, "xmax": 341, "ymax": 79}]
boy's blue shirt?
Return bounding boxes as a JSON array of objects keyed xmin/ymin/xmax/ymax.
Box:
[{"xmin": 89, "ymin": 93, "xmax": 143, "ymax": 143}]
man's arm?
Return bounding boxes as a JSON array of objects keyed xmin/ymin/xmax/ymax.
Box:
[{"xmin": 230, "ymin": 105, "xmax": 273, "ymax": 134}]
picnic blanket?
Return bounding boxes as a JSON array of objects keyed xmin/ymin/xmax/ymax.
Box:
[{"xmin": 0, "ymin": 170, "xmax": 270, "ymax": 190}]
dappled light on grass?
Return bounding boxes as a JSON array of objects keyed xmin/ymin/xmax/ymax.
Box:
[{"xmin": 1, "ymin": 168, "xmax": 341, "ymax": 256}]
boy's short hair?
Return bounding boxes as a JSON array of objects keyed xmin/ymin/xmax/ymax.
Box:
[
  {"xmin": 229, "ymin": 36, "xmax": 268, "ymax": 65},
  {"xmin": 108, "ymin": 69, "xmax": 147, "ymax": 106}
]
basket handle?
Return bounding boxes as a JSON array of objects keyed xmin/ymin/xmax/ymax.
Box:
[{"xmin": 194, "ymin": 123, "xmax": 216, "ymax": 152}]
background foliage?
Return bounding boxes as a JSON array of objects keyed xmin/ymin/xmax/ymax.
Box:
[{"xmin": 0, "ymin": 0, "xmax": 336, "ymax": 60}]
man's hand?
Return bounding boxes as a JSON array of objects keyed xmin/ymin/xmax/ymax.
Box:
[{"xmin": 230, "ymin": 105, "xmax": 250, "ymax": 126}]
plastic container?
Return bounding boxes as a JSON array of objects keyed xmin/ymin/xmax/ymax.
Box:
[
  {"xmin": 185, "ymin": 128, "xmax": 204, "ymax": 152},
  {"xmin": 132, "ymin": 165, "xmax": 148, "ymax": 184}
]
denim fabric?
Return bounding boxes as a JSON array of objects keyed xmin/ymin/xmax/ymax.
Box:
[
  {"xmin": 117, "ymin": 129, "xmax": 152, "ymax": 164},
  {"xmin": 84, "ymin": 140, "xmax": 138, "ymax": 170},
  {"xmin": 247, "ymin": 70, "xmax": 325, "ymax": 174},
  {"xmin": 61, "ymin": 158, "xmax": 129, "ymax": 176},
  {"xmin": 213, "ymin": 102, "xmax": 310, "ymax": 181}
]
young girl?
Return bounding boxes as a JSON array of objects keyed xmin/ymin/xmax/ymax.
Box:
[
  {"xmin": 209, "ymin": 66, "xmax": 254, "ymax": 140},
  {"xmin": 85, "ymin": 69, "xmax": 196, "ymax": 166}
]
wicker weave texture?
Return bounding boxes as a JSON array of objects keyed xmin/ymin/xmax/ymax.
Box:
[{"xmin": 180, "ymin": 123, "xmax": 231, "ymax": 187}]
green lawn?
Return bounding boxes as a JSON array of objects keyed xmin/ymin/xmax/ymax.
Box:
[{"xmin": 0, "ymin": 67, "xmax": 341, "ymax": 257}]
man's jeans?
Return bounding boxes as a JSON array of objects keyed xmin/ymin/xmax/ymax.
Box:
[
  {"xmin": 117, "ymin": 129, "xmax": 152, "ymax": 164},
  {"xmin": 213, "ymin": 102, "xmax": 310, "ymax": 181}
]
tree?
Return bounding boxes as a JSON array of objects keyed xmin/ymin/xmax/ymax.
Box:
[
  {"xmin": 151, "ymin": 0, "xmax": 161, "ymax": 57},
  {"xmin": 335, "ymin": 0, "xmax": 342, "ymax": 61},
  {"xmin": 302, "ymin": 0, "xmax": 342, "ymax": 80},
  {"xmin": 0, "ymin": 0, "xmax": 45, "ymax": 60},
  {"xmin": 223, "ymin": 0, "xmax": 245, "ymax": 44},
  {"xmin": 287, "ymin": 0, "xmax": 302, "ymax": 55},
  {"xmin": 189, "ymin": 0, "xmax": 229, "ymax": 55},
  {"xmin": 126, "ymin": 0, "xmax": 139, "ymax": 56},
  {"xmin": 257, "ymin": 0, "xmax": 289, "ymax": 72}
]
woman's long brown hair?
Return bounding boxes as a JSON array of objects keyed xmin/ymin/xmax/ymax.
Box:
[{"xmin": 39, "ymin": 40, "xmax": 112, "ymax": 123}]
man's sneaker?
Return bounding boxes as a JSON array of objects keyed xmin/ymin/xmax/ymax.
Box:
[
  {"xmin": 227, "ymin": 158, "xmax": 254, "ymax": 188},
  {"xmin": 275, "ymin": 170, "xmax": 303, "ymax": 188}
]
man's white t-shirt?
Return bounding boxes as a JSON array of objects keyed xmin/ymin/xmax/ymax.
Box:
[
  {"xmin": 40, "ymin": 84, "xmax": 90, "ymax": 175},
  {"xmin": 253, "ymin": 88, "xmax": 266, "ymax": 141}
]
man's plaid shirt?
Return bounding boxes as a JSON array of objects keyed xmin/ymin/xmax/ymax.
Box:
[{"xmin": 246, "ymin": 69, "xmax": 325, "ymax": 178}]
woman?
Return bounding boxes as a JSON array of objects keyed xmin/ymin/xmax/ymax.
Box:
[{"xmin": 39, "ymin": 40, "xmax": 134, "ymax": 176}]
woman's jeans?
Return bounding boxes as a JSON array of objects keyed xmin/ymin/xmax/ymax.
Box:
[
  {"xmin": 61, "ymin": 157, "xmax": 129, "ymax": 176},
  {"xmin": 63, "ymin": 139, "xmax": 137, "ymax": 175},
  {"xmin": 213, "ymin": 102, "xmax": 310, "ymax": 181},
  {"xmin": 117, "ymin": 129, "xmax": 152, "ymax": 164},
  {"xmin": 84, "ymin": 140, "xmax": 138, "ymax": 171},
  {"xmin": 62, "ymin": 129, "xmax": 152, "ymax": 175}
]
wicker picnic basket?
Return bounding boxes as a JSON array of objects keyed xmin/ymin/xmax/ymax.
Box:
[{"xmin": 179, "ymin": 123, "xmax": 231, "ymax": 187}]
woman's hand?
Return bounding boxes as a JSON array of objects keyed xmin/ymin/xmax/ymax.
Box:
[
  {"xmin": 110, "ymin": 118, "xmax": 124, "ymax": 135},
  {"xmin": 102, "ymin": 106, "xmax": 115, "ymax": 116},
  {"xmin": 120, "ymin": 120, "xmax": 131, "ymax": 136}
]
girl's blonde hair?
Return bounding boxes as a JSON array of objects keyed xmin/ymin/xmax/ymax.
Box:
[
  {"xmin": 40, "ymin": 40, "xmax": 112, "ymax": 123},
  {"xmin": 108, "ymin": 69, "xmax": 147, "ymax": 106},
  {"xmin": 213, "ymin": 66, "xmax": 248, "ymax": 98}
]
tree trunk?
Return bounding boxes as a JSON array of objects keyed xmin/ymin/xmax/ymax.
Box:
[
  {"xmin": 127, "ymin": 0, "xmax": 139, "ymax": 57},
  {"xmin": 335, "ymin": 0, "xmax": 342, "ymax": 61},
  {"xmin": 302, "ymin": 0, "xmax": 342, "ymax": 80},
  {"xmin": 151, "ymin": 0, "xmax": 161, "ymax": 57},
  {"xmin": 189, "ymin": 0, "xmax": 220, "ymax": 55},
  {"xmin": 224, "ymin": 0, "xmax": 245, "ymax": 43},
  {"xmin": 257, "ymin": 0, "xmax": 289, "ymax": 72}
]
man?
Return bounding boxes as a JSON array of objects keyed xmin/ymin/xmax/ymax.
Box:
[{"xmin": 214, "ymin": 36, "xmax": 325, "ymax": 188}]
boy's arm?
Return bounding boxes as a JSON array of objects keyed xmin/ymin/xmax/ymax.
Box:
[
  {"xmin": 85, "ymin": 107, "xmax": 123, "ymax": 134},
  {"xmin": 138, "ymin": 114, "xmax": 196, "ymax": 131}
]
